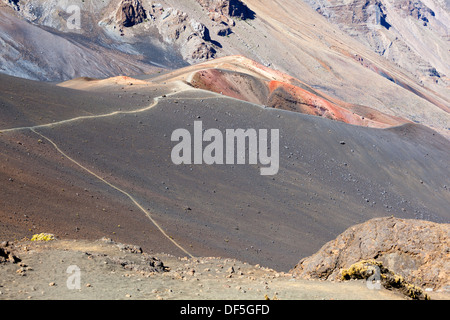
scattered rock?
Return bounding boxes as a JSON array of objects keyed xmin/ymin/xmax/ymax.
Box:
[
  {"xmin": 116, "ymin": 243, "xmax": 143, "ymax": 254},
  {"xmin": 0, "ymin": 237, "xmax": 435, "ymax": 300},
  {"xmin": 96, "ymin": 238, "xmax": 168, "ymax": 274}
]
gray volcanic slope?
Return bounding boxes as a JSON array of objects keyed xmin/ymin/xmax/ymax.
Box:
[{"xmin": 0, "ymin": 74, "xmax": 449, "ymax": 271}]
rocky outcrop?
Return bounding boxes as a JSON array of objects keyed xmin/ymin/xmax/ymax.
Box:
[
  {"xmin": 116, "ymin": 0, "xmax": 147, "ymax": 27},
  {"xmin": 5, "ymin": 0, "xmax": 19, "ymax": 10},
  {"xmin": 291, "ymin": 217, "xmax": 449, "ymax": 293},
  {"xmin": 153, "ymin": 7, "xmax": 216, "ymax": 62},
  {"xmin": 302, "ymin": 0, "xmax": 449, "ymax": 86},
  {"xmin": 0, "ymin": 241, "xmax": 21, "ymax": 264},
  {"xmin": 99, "ymin": 1, "xmax": 217, "ymax": 63},
  {"xmin": 196, "ymin": 0, "xmax": 255, "ymax": 20},
  {"xmin": 394, "ymin": 0, "xmax": 436, "ymax": 26},
  {"xmin": 208, "ymin": 11, "xmax": 235, "ymax": 27},
  {"xmin": 196, "ymin": 0, "xmax": 254, "ymax": 37},
  {"xmin": 217, "ymin": 24, "xmax": 233, "ymax": 36},
  {"xmin": 186, "ymin": 39, "xmax": 216, "ymax": 60}
]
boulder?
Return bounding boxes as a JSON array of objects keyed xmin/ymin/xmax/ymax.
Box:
[{"xmin": 291, "ymin": 217, "xmax": 450, "ymax": 291}]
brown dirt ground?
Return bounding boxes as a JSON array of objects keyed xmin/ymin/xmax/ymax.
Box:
[{"xmin": 0, "ymin": 238, "xmax": 411, "ymax": 300}]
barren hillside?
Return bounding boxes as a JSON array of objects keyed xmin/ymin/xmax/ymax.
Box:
[
  {"xmin": 1, "ymin": 0, "xmax": 449, "ymax": 137},
  {"xmin": 0, "ymin": 0, "xmax": 448, "ymax": 302}
]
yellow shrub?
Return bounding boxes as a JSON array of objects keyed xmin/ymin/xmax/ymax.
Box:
[
  {"xmin": 31, "ymin": 233, "xmax": 56, "ymax": 241},
  {"xmin": 340, "ymin": 259, "xmax": 429, "ymax": 300}
]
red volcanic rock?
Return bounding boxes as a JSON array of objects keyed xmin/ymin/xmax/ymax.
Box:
[
  {"xmin": 268, "ymin": 80, "xmax": 344, "ymax": 119},
  {"xmin": 187, "ymin": 57, "xmax": 409, "ymax": 129},
  {"xmin": 267, "ymin": 80, "xmax": 405, "ymax": 128},
  {"xmin": 189, "ymin": 68, "xmax": 269, "ymax": 104}
]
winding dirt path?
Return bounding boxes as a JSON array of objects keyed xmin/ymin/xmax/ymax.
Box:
[{"xmin": 0, "ymin": 88, "xmax": 199, "ymax": 258}]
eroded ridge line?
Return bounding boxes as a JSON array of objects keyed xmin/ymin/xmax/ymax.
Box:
[
  {"xmin": 0, "ymin": 90, "xmax": 183, "ymax": 134},
  {"xmin": 30, "ymin": 127, "xmax": 195, "ymax": 259},
  {"xmin": 0, "ymin": 88, "xmax": 235, "ymax": 135}
]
